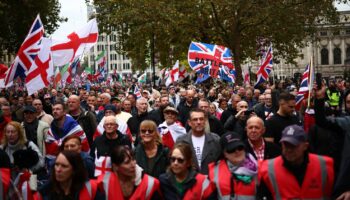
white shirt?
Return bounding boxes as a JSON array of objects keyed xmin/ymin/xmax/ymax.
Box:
[{"xmin": 191, "ymin": 134, "xmax": 205, "ymax": 168}]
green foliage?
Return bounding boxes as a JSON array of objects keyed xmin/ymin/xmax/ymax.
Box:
[
  {"xmin": 0, "ymin": 0, "xmax": 64, "ymax": 54},
  {"xmin": 93, "ymin": 0, "xmax": 344, "ymax": 84}
]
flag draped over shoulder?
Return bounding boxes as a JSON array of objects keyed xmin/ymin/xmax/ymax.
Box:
[
  {"xmin": 188, "ymin": 41, "xmax": 235, "ymax": 83},
  {"xmin": 255, "ymin": 45, "xmax": 273, "ymax": 87},
  {"xmin": 296, "ymin": 62, "xmax": 314, "ymax": 109},
  {"xmin": 45, "ymin": 115, "xmax": 89, "ymax": 160},
  {"xmin": 5, "ymin": 14, "xmax": 44, "ymax": 86},
  {"xmin": 51, "ymin": 18, "xmax": 98, "ymax": 66},
  {"xmin": 25, "ymin": 38, "xmax": 53, "ymax": 95}
]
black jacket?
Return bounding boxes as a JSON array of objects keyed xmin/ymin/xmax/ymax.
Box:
[
  {"xmin": 71, "ymin": 108, "xmax": 97, "ymax": 147},
  {"xmin": 220, "ymin": 106, "xmax": 237, "ymax": 125},
  {"xmin": 177, "ymin": 99, "xmax": 198, "ymax": 126},
  {"xmin": 127, "ymin": 112, "xmax": 154, "ymax": 145},
  {"xmin": 244, "ymin": 139, "xmax": 281, "ymax": 160},
  {"xmin": 90, "ymin": 131, "xmax": 131, "ymax": 159},
  {"xmin": 159, "ymin": 169, "xmax": 216, "ymax": 200},
  {"xmin": 135, "ymin": 144, "xmax": 169, "ymax": 178}
]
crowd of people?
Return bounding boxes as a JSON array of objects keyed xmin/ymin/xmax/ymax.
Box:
[{"xmin": 0, "ymin": 76, "xmax": 350, "ymax": 199}]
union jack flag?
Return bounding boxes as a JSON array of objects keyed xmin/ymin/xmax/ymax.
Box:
[
  {"xmin": 5, "ymin": 14, "xmax": 44, "ymax": 86},
  {"xmin": 255, "ymin": 45, "xmax": 273, "ymax": 86},
  {"xmin": 296, "ymin": 63, "xmax": 314, "ymax": 108},
  {"xmin": 188, "ymin": 41, "xmax": 235, "ymax": 83},
  {"xmin": 134, "ymin": 84, "xmax": 142, "ymax": 99}
]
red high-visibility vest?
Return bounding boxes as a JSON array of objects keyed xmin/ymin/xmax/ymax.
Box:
[
  {"xmin": 0, "ymin": 168, "xmax": 11, "ymax": 200},
  {"xmin": 98, "ymin": 172, "xmax": 160, "ymax": 200},
  {"xmin": 33, "ymin": 180, "xmax": 98, "ymax": 200},
  {"xmin": 208, "ymin": 160, "xmax": 257, "ymax": 200},
  {"xmin": 258, "ymin": 153, "xmax": 334, "ymax": 200},
  {"xmin": 182, "ymin": 173, "xmax": 215, "ymax": 200}
]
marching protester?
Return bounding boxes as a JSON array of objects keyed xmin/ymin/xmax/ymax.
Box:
[
  {"xmin": 159, "ymin": 142, "xmax": 216, "ymax": 199},
  {"xmin": 176, "ymin": 108, "xmax": 221, "ymax": 175},
  {"xmin": 135, "ymin": 120, "xmax": 169, "ymax": 178},
  {"xmin": 209, "ymin": 131, "xmax": 258, "ymax": 199},
  {"xmin": 258, "ymin": 125, "xmax": 334, "ymax": 199},
  {"xmin": 158, "ymin": 106, "xmax": 186, "ymax": 149},
  {"xmin": 98, "ymin": 145, "xmax": 162, "ymax": 199},
  {"xmin": 34, "ymin": 151, "xmax": 101, "ymax": 200}
]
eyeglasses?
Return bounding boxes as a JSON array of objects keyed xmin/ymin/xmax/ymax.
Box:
[
  {"xmin": 226, "ymin": 146, "xmax": 244, "ymax": 154},
  {"xmin": 140, "ymin": 129, "xmax": 154, "ymax": 134},
  {"xmin": 170, "ymin": 156, "xmax": 185, "ymax": 164}
]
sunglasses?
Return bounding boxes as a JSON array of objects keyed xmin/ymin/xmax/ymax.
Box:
[
  {"xmin": 140, "ymin": 129, "xmax": 154, "ymax": 134},
  {"xmin": 170, "ymin": 156, "xmax": 185, "ymax": 164},
  {"xmin": 226, "ymin": 146, "xmax": 244, "ymax": 154}
]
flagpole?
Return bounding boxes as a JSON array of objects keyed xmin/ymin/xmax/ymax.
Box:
[{"xmin": 307, "ymin": 57, "xmax": 313, "ymax": 108}]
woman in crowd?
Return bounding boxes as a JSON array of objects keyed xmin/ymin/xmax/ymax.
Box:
[
  {"xmin": 209, "ymin": 103, "xmax": 221, "ymax": 120},
  {"xmin": 217, "ymin": 98, "xmax": 228, "ymax": 114},
  {"xmin": 135, "ymin": 120, "xmax": 169, "ymax": 178},
  {"xmin": 209, "ymin": 131, "xmax": 258, "ymax": 199},
  {"xmin": 0, "ymin": 121, "xmax": 44, "ymax": 176},
  {"xmin": 35, "ymin": 150, "xmax": 100, "ymax": 200},
  {"xmin": 98, "ymin": 145, "xmax": 162, "ymax": 199},
  {"xmin": 61, "ymin": 135, "xmax": 95, "ymax": 178},
  {"xmin": 159, "ymin": 142, "xmax": 216, "ymax": 199}
]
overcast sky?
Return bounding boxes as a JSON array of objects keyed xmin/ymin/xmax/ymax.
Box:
[{"xmin": 51, "ymin": 1, "xmax": 350, "ymax": 40}]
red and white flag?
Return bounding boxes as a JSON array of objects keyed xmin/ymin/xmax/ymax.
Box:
[
  {"xmin": 165, "ymin": 60, "xmax": 179, "ymax": 86},
  {"xmin": 178, "ymin": 65, "xmax": 189, "ymax": 82},
  {"xmin": 242, "ymin": 65, "xmax": 250, "ymax": 86},
  {"xmin": 51, "ymin": 18, "xmax": 98, "ymax": 66},
  {"xmin": 25, "ymin": 38, "xmax": 53, "ymax": 95},
  {"xmin": 0, "ymin": 64, "xmax": 9, "ymax": 88}
]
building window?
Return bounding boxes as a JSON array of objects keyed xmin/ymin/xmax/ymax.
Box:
[
  {"xmin": 346, "ymin": 47, "xmax": 350, "ymax": 63},
  {"xmin": 321, "ymin": 48, "xmax": 329, "ymax": 65},
  {"xmin": 320, "ymin": 31, "xmax": 328, "ymax": 36},
  {"xmin": 333, "ymin": 47, "xmax": 341, "ymax": 64},
  {"xmin": 346, "ymin": 29, "xmax": 350, "ymax": 35}
]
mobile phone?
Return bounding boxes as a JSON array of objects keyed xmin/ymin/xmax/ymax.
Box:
[{"xmin": 316, "ymin": 73, "xmax": 322, "ymax": 90}]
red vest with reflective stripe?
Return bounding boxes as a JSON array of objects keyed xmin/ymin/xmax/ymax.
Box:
[
  {"xmin": 0, "ymin": 168, "xmax": 10, "ymax": 200},
  {"xmin": 258, "ymin": 153, "xmax": 334, "ymax": 200},
  {"xmin": 208, "ymin": 160, "xmax": 257, "ymax": 200},
  {"xmin": 182, "ymin": 173, "xmax": 215, "ymax": 200},
  {"xmin": 98, "ymin": 172, "xmax": 160, "ymax": 200},
  {"xmin": 33, "ymin": 180, "xmax": 98, "ymax": 200}
]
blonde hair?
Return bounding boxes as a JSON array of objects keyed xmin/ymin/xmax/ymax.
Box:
[
  {"xmin": 2, "ymin": 121, "xmax": 27, "ymax": 146},
  {"xmin": 139, "ymin": 120, "xmax": 162, "ymax": 145}
]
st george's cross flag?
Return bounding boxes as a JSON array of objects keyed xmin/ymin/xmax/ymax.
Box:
[
  {"xmin": 25, "ymin": 38, "xmax": 53, "ymax": 95},
  {"xmin": 165, "ymin": 60, "xmax": 179, "ymax": 86},
  {"xmin": 255, "ymin": 45, "xmax": 273, "ymax": 87},
  {"xmin": 188, "ymin": 41, "xmax": 235, "ymax": 83},
  {"xmin": 51, "ymin": 18, "xmax": 98, "ymax": 66},
  {"xmin": 5, "ymin": 14, "xmax": 44, "ymax": 86}
]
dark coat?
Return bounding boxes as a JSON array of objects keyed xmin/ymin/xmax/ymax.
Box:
[
  {"xmin": 224, "ymin": 115, "xmax": 247, "ymax": 139},
  {"xmin": 135, "ymin": 144, "xmax": 169, "ymax": 178},
  {"xmin": 159, "ymin": 169, "xmax": 216, "ymax": 200},
  {"xmin": 127, "ymin": 112, "xmax": 154, "ymax": 145},
  {"xmin": 177, "ymin": 99, "xmax": 198, "ymax": 126},
  {"xmin": 244, "ymin": 139, "xmax": 281, "ymax": 160},
  {"xmin": 220, "ymin": 106, "xmax": 237, "ymax": 125},
  {"xmin": 176, "ymin": 131, "xmax": 221, "ymax": 175},
  {"xmin": 72, "ymin": 108, "xmax": 97, "ymax": 147}
]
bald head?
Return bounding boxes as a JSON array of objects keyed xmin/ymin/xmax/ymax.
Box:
[
  {"xmin": 236, "ymin": 101, "xmax": 248, "ymax": 112},
  {"xmin": 246, "ymin": 116, "xmax": 265, "ymax": 142}
]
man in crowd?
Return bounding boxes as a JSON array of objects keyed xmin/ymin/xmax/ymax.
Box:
[
  {"xmin": 224, "ymin": 100, "xmax": 250, "ymax": 137},
  {"xmin": 158, "ymin": 106, "xmax": 186, "ymax": 149},
  {"xmin": 220, "ymin": 94, "xmax": 241, "ymax": 125},
  {"xmin": 149, "ymin": 95, "xmax": 170, "ymax": 125},
  {"xmin": 22, "ymin": 105, "xmax": 49, "ymax": 154},
  {"xmin": 168, "ymin": 86, "xmax": 181, "ymax": 107},
  {"xmin": 244, "ymin": 116, "xmax": 280, "ymax": 161},
  {"xmin": 177, "ymin": 108, "xmax": 221, "ymax": 174},
  {"xmin": 196, "ymin": 98, "xmax": 224, "ymax": 136},
  {"xmin": 67, "ymin": 95, "xmax": 97, "ymax": 147},
  {"xmin": 177, "ymin": 89, "xmax": 198, "ymax": 126},
  {"xmin": 265, "ymin": 92, "xmax": 301, "ymax": 144},
  {"xmin": 45, "ymin": 102, "xmax": 89, "ymax": 166},
  {"xmin": 33, "ymin": 98, "xmax": 53, "ymax": 125},
  {"xmin": 254, "ymin": 93, "xmax": 276, "ymax": 121},
  {"xmin": 258, "ymin": 124, "xmax": 334, "ymax": 199},
  {"xmin": 315, "ymin": 86, "xmax": 350, "ymax": 199}
]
